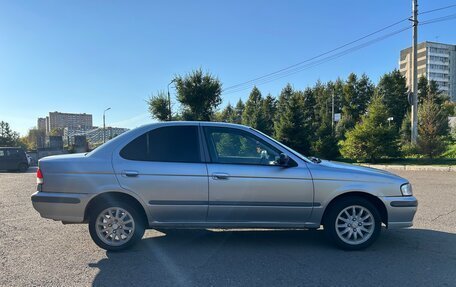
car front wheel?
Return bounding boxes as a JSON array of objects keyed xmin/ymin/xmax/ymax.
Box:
[
  {"xmin": 88, "ymin": 201, "xmax": 145, "ymax": 251},
  {"xmin": 324, "ymin": 197, "xmax": 381, "ymax": 250}
]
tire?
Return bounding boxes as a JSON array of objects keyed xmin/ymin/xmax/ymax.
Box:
[
  {"xmin": 88, "ymin": 200, "xmax": 145, "ymax": 251},
  {"xmin": 324, "ymin": 196, "xmax": 381, "ymax": 250},
  {"xmin": 18, "ymin": 163, "xmax": 28, "ymax": 172}
]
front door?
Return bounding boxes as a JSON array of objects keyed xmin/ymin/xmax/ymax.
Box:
[
  {"xmin": 203, "ymin": 126, "xmax": 314, "ymax": 223},
  {"xmin": 112, "ymin": 125, "xmax": 208, "ymax": 223}
]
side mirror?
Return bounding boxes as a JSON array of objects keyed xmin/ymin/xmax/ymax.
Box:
[{"xmin": 277, "ymin": 153, "xmax": 290, "ymax": 167}]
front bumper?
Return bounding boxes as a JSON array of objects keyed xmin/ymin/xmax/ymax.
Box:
[
  {"xmin": 31, "ymin": 191, "xmax": 91, "ymax": 223},
  {"xmin": 380, "ymin": 196, "xmax": 418, "ymax": 229}
]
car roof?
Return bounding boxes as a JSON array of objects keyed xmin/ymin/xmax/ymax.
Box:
[{"xmin": 138, "ymin": 121, "xmax": 251, "ymax": 131}]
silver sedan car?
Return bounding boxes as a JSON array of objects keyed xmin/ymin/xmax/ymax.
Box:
[{"xmin": 31, "ymin": 122, "xmax": 417, "ymax": 251}]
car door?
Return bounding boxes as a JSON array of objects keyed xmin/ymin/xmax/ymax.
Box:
[
  {"xmin": 0, "ymin": 149, "xmax": 6, "ymax": 170},
  {"xmin": 112, "ymin": 124, "xmax": 208, "ymax": 223},
  {"xmin": 203, "ymin": 126, "xmax": 314, "ymax": 223}
]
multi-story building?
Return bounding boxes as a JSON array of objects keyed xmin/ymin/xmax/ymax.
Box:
[
  {"xmin": 47, "ymin": 111, "xmax": 93, "ymax": 133},
  {"xmin": 37, "ymin": 118, "xmax": 47, "ymax": 131},
  {"xmin": 399, "ymin": 41, "xmax": 456, "ymax": 101}
]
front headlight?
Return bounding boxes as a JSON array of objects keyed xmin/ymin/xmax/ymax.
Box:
[{"xmin": 400, "ymin": 183, "xmax": 413, "ymax": 196}]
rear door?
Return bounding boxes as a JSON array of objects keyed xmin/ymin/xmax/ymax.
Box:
[
  {"xmin": 112, "ymin": 124, "xmax": 208, "ymax": 223},
  {"xmin": 203, "ymin": 126, "xmax": 314, "ymax": 223},
  {"xmin": 0, "ymin": 149, "xmax": 6, "ymax": 170}
]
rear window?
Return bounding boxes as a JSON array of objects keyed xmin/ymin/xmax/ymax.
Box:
[{"xmin": 120, "ymin": 126, "xmax": 201, "ymax": 163}]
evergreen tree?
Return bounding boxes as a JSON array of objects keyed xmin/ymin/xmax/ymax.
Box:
[
  {"xmin": 400, "ymin": 110, "xmax": 411, "ymax": 145},
  {"xmin": 274, "ymin": 86, "xmax": 311, "ymax": 155},
  {"xmin": 218, "ymin": 103, "xmax": 235, "ymax": 122},
  {"xmin": 232, "ymin": 99, "xmax": 245, "ymax": 124},
  {"xmin": 417, "ymin": 98, "xmax": 449, "ymax": 158},
  {"xmin": 340, "ymin": 96, "xmax": 399, "ymax": 162},
  {"xmin": 242, "ymin": 86, "xmax": 266, "ymax": 131},
  {"xmin": 377, "ymin": 70, "xmax": 408, "ymax": 128},
  {"xmin": 418, "ymin": 76, "xmax": 449, "ymax": 106},
  {"xmin": 147, "ymin": 91, "xmax": 171, "ymax": 121},
  {"xmin": 0, "ymin": 121, "xmax": 21, "ymax": 147},
  {"xmin": 261, "ymin": 94, "xmax": 276, "ymax": 136},
  {"xmin": 174, "ymin": 69, "xmax": 222, "ymax": 121}
]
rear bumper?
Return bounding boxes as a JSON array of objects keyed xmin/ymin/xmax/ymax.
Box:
[
  {"xmin": 380, "ymin": 196, "xmax": 418, "ymax": 229},
  {"xmin": 31, "ymin": 191, "xmax": 91, "ymax": 223}
]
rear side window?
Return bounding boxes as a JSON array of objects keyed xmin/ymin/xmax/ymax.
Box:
[{"xmin": 120, "ymin": 126, "xmax": 201, "ymax": 163}]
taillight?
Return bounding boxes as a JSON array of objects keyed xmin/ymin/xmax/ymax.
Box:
[{"xmin": 37, "ymin": 168, "xmax": 44, "ymax": 184}]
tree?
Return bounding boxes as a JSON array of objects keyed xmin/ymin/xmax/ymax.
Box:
[
  {"xmin": 417, "ymin": 98, "xmax": 449, "ymax": 158},
  {"xmin": 242, "ymin": 86, "xmax": 266, "ymax": 131},
  {"xmin": 232, "ymin": 99, "xmax": 245, "ymax": 124},
  {"xmin": 148, "ymin": 91, "xmax": 171, "ymax": 121},
  {"xmin": 418, "ymin": 76, "xmax": 449, "ymax": 106},
  {"xmin": 0, "ymin": 121, "xmax": 21, "ymax": 147},
  {"xmin": 340, "ymin": 96, "xmax": 399, "ymax": 162},
  {"xmin": 377, "ymin": 70, "xmax": 408, "ymax": 129},
  {"xmin": 274, "ymin": 86, "xmax": 312, "ymax": 155},
  {"xmin": 400, "ymin": 110, "xmax": 411, "ymax": 145},
  {"xmin": 218, "ymin": 103, "xmax": 235, "ymax": 122},
  {"xmin": 22, "ymin": 128, "xmax": 46, "ymax": 150},
  {"xmin": 174, "ymin": 69, "xmax": 222, "ymax": 121},
  {"xmin": 337, "ymin": 73, "xmax": 374, "ymax": 140},
  {"xmin": 311, "ymin": 83, "xmax": 338, "ymax": 159},
  {"xmin": 261, "ymin": 94, "xmax": 276, "ymax": 136}
]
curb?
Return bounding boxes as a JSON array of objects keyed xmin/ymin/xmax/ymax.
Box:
[{"xmin": 358, "ymin": 164, "xmax": 456, "ymax": 172}]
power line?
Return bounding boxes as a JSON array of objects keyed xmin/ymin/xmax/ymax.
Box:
[
  {"xmin": 222, "ymin": 4, "xmax": 456, "ymax": 95},
  {"xmin": 419, "ymin": 4, "xmax": 456, "ymax": 15},
  {"xmin": 223, "ymin": 26, "xmax": 411, "ymax": 95},
  {"xmin": 222, "ymin": 17, "xmax": 409, "ymax": 92},
  {"xmin": 421, "ymin": 12, "xmax": 456, "ymax": 25}
]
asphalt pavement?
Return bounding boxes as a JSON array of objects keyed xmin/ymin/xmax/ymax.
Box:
[{"xmin": 0, "ymin": 169, "xmax": 455, "ymax": 286}]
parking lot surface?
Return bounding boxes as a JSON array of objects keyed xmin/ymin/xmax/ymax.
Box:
[{"xmin": 0, "ymin": 169, "xmax": 455, "ymax": 286}]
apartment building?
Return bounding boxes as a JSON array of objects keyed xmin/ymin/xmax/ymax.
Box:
[{"xmin": 399, "ymin": 41, "xmax": 456, "ymax": 101}]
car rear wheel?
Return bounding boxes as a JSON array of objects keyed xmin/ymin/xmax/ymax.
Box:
[
  {"xmin": 18, "ymin": 163, "xmax": 28, "ymax": 172},
  {"xmin": 324, "ymin": 197, "xmax": 381, "ymax": 250},
  {"xmin": 88, "ymin": 201, "xmax": 145, "ymax": 251}
]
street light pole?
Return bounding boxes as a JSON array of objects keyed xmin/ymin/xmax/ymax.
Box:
[
  {"xmin": 167, "ymin": 80, "xmax": 175, "ymax": 121},
  {"xmin": 410, "ymin": 0, "xmax": 418, "ymax": 144},
  {"xmin": 103, "ymin": 107, "xmax": 111, "ymax": 143}
]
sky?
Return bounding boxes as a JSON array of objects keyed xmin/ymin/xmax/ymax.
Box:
[{"xmin": 0, "ymin": 0, "xmax": 455, "ymax": 135}]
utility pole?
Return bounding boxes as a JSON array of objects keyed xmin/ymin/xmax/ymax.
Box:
[
  {"xmin": 167, "ymin": 80, "xmax": 175, "ymax": 121},
  {"xmin": 410, "ymin": 0, "xmax": 418, "ymax": 144},
  {"xmin": 331, "ymin": 92, "xmax": 335, "ymax": 130},
  {"xmin": 103, "ymin": 107, "xmax": 111, "ymax": 143}
]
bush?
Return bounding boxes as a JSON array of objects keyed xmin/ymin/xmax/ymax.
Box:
[{"xmin": 340, "ymin": 96, "xmax": 399, "ymax": 162}]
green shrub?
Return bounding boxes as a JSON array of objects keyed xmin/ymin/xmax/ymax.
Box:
[{"xmin": 340, "ymin": 96, "xmax": 399, "ymax": 162}]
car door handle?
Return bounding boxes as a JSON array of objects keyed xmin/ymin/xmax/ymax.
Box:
[
  {"xmin": 212, "ymin": 172, "xmax": 229, "ymax": 180},
  {"xmin": 122, "ymin": 170, "xmax": 139, "ymax": 177}
]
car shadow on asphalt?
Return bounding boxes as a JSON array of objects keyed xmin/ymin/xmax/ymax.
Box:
[
  {"xmin": 0, "ymin": 166, "xmax": 37, "ymax": 174},
  {"xmin": 88, "ymin": 228, "xmax": 456, "ymax": 286}
]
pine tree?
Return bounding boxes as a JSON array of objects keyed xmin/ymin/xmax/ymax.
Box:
[
  {"xmin": 274, "ymin": 87, "xmax": 311, "ymax": 155},
  {"xmin": 261, "ymin": 94, "xmax": 276, "ymax": 136},
  {"xmin": 242, "ymin": 86, "xmax": 266, "ymax": 131},
  {"xmin": 174, "ymin": 69, "xmax": 222, "ymax": 121},
  {"xmin": 218, "ymin": 103, "xmax": 235, "ymax": 122},
  {"xmin": 340, "ymin": 96, "xmax": 399, "ymax": 162},
  {"xmin": 417, "ymin": 98, "xmax": 449, "ymax": 158},
  {"xmin": 232, "ymin": 99, "xmax": 245, "ymax": 124},
  {"xmin": 147, "ymin": 91, "xmax": 170, "ymax": 121},
  {"xmin": 377, "ymin": 70, "xmax": 408, "ymax": 129}
]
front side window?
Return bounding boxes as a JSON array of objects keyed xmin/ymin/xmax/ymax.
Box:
[
  {"xmin": 120, "ymin": 126, "xmax": 201, "ymax": 163},
  {"xmin": 204, "ymin": 127, "xmax": 281, "ymax": 165}
]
